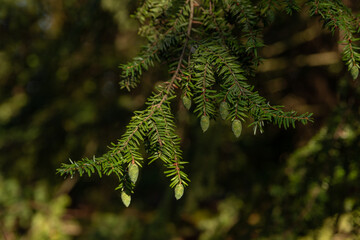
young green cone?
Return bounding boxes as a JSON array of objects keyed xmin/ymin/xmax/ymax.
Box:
[
  {"xmin": 219, "ymin": 101, "xmax": 229, "ymax": 120},
  {"xmin": 182, "ymin": 95, "xmax": 191, "ymax": 110},
  {"xmin": 200, "ymin": 115, "xmax": 210, "ymax": 132},
  {"xmin": 174, "ymin": 184, "xmax": 184, "ymax": 200},
  {"xmin": 121, "ymin": 191, "xmax": 131, "ymax": 207},
  {"xmin": 232, "ymin": 119, "xmax": 242, "ymax": 138},
  {"xmin": 351, "ymin": 66, "xmax": 359, "ymax": 79},
  {"xmin": 128, "ymin": 163, "xmax": 139, "ymax": 184}
]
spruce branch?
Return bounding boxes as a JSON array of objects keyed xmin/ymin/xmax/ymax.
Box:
[
  {"xmin": 58, "ymin": 0, "xmax": 360, "ymax": 206},
  {"xmin": 120, "ymin": 0, "xmax": 191, "ymax": 90},
  {"xmin": 309, "ymin": 0, "xmax": 360, "ymax": 79},
  {"xmin": 59, "ymin": 0, "xmax": 196, "ymax": 205}
]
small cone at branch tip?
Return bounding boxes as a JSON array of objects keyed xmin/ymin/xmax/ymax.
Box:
[
  {"xmin": 174, "ymin": 184, "xmax": 184, "ymax": 200},
  {"xmin": 128, "ymin": 164, "xmax": 139, "ymax": 184},
  {"xmin": 121, "ymin": 191, "xmax": 131, "ymax": 207},
  {"xmin": 351, "ymin": 66, "xmax": 359, "ymax": 80},
  {"xmin": 200, "ymin": 115, "xmax": 210, "ymax": 132},
  {"xmin": 219, "ymin": 101, "xmax": 229, "ymax": 120},
  {"xmin": 232, "ymin": 119, "xmax": 242, "ymax": 138},
  {"xmin": 182, "ymin": 95, "xmax": 191, "ymax": 110}
]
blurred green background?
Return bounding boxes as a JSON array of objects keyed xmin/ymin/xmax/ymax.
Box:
[{"xmin": 0, "ymin": 0, "xmax": 360, "ymax": 239}]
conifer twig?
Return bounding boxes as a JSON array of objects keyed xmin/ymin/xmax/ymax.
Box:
[{"xmin": 58, "ymin": 0, "xmax": 360, "ymax": 205}]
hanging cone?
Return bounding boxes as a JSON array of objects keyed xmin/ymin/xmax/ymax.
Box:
[
  {"xmin": 128, "ymin": 163, "xmax": 139, "ymax": 184},
  {"xmin": 174, "ymin": 184, "xmax": 184, "ymax": 200},
  {"xmin": 121, "ymin": 191, "xmax": 131, "ymax": 207},
  {"xmin": 182, "ymin": 95, "xmax": 191, "ymax": 110},
  {"xmin": 200, "ymin": 115, "xmax": 210, "ymax": 132},
  {"xmin": 351, "ymin": 66, "xmax": 359, "ymax": 79},
  {"xmin": 232, "ymin": 119, "xmax": 242, "ymax": 138},
  {"xmin": 219, "ymin": 101, "xmax": 229, "ymax": 120}
]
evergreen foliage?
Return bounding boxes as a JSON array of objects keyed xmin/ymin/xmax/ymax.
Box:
[{"xmin": 57, "ymin": 0, "xmax": 359, "ymax": 207}]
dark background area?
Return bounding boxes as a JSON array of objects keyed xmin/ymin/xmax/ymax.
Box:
[{"xmin": 0, "ymin": 0, "xmax": 359, "ymax": 239}]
